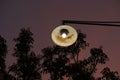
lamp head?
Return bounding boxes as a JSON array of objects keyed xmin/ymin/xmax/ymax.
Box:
[{"xmin": 51, "ymin": 25, "xmax": 78, "ymax": 47}]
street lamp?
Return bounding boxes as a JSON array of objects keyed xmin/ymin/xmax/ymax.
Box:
[
  {"xmin": 51, "ymin": 25, "xmax": 78, "ymax": 47},
  {"xmin": 51, "ymin": 20, "xmax": 120, "ymax": 47}
]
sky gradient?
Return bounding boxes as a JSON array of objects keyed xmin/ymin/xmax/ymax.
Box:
[{"xmin": 0, "ymin": 0, "xmax": 120, "ymax": 78}]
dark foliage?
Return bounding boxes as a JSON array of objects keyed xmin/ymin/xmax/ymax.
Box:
[
  {"xmin": 97, "ymin": 67, "xmax": 120, "ymax": 80},
  {"xmin": 9, "ymin": 28, "xmax": 41, "ymax": 80},
  {"xmin": 0, "ymin": 35, "xmax": 7, "ymax": 70},
  {"xmin": 0, "ymin": 35, "xmax": 15, "ymax": 80},
  {"xmin": 40, "ymin": 31, "xmax": 120, "ymax": 80},
  {"xmin": 0, "ymin": 28, "xmax": 119, "ymax": 80}
]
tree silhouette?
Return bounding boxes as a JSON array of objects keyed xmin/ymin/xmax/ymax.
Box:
[
  {"xmin": 40, "ymin": 30, "xmax": 120, "ymax": 80},
  {"xmin": 0, "ymin": 35, "xmax": 17, "ymax": 80},
  {"xmin": 0, "ymin": 28, "xmax": 119, "ymax": 80},
  {"xmin": 97, "ymin": 67, "xmax": 120, "ymax": 80},
  {"xmin": 0, "ymin": 35, "xmax": 7, "ymax": 72},
  {"xmin": 8, "ymin": 28, "xmax": 41, "ymax": 80},
  {"xmin": 0, "ymin": 35, "xmax": 8, "ymax": 80}
]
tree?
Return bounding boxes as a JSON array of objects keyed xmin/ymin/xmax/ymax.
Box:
[
  {"xmin": 97, "ymin": 67, "xmax": 120, "ymax": 80},
  {"xmin": 0, "ymin": 35, "xmax": 7, "ymax": 71},
  {"xmin": 40, "ymin": 30, "xmax": 120, "ymax": 80},
  {"xmin": 0, "ymin": 35, "xmax": 16, "ymax": 80},
  {"xmin": 9, "ymin": 28, "xmax": 41, "ymax": 80},
  {"xmin": 0, "ymin": 35, "xmax": 8, "ymax": 79}
]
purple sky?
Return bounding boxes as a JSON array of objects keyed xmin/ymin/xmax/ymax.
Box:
[{"xmin": 0, "ymin": 0, "xmax": 120, "ymax": 78}]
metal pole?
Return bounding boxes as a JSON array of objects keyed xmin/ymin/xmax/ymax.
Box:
[{"xmin": 62, "ymin": 20, "xmax": 120, "ymax": 27}]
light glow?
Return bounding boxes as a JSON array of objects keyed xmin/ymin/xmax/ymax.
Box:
[{"xmin": 61, "ymin": 33, "xmax": 67, "ymax": 38}]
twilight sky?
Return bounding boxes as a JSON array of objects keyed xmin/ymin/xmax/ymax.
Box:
[{"xmin": 0, "ymin": 0, "xmax": 120, "ymax": 78}]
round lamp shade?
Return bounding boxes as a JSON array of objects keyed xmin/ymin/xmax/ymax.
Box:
[{"xmin": 51, "ymin": 25, "xmax": 78, "ymax": 47}]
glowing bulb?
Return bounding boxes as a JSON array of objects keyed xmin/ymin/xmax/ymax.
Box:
[{"xmin": 62, "ymin": 33, "xmax": 67, "ymax": 38}]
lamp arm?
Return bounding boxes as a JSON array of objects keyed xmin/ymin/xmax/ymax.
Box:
[{"xmin": 62, "ymin": 20, "xmax": 120, "ymax": 27}]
